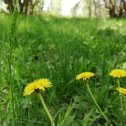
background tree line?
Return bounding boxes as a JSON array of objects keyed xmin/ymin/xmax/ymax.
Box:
[
  {"xmin": 1, "ymin": 0, "xmax": 126, "ymax": 17},
  {"xmin": 1, "ymin": 0, "xmax": 42, "ymax": 15}
]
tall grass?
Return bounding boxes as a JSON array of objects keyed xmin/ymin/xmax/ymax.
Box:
[{"xmin": 0, "ymin": 14, "xmax": 126, "ymax": 125}]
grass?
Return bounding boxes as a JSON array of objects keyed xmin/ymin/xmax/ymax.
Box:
[{"xmin": 0, "ymin": 13, "xmax": 126, "ymax": 126}]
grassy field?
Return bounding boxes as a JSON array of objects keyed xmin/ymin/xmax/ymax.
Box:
[{"xmin": 0, "ymin": 13, "xmax": 126, "ymax": 126}]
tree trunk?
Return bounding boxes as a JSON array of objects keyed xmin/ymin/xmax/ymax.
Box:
[
  {"xmin": 88, "ymin": 0, "xmax": 92, "ymax": 17},
  {"xmin": 4, "ymin": 0, "xmax": 14, "ymax": 12}
]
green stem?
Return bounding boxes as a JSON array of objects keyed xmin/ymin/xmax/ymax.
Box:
[
  {"xmin": 8, "ymin": 5, "xmax": 18, "ymax": 125},
  {"xmin": 38, "ymin": 93, "xmax": 55, "ymax": 126},
  {"xmin": 0, "ymin": 42, "xmax": 3, "ymax": 126},
  {"xmin": 117, "ymin": 79, "xmax": 125, "ymax": 115},
  {"xmin": 117, "ymin": 79, "xmax": 120, "ymax": 87},
  {"xmin": 8, "ymin": 55, "xmax": 15, "ymax": 126},
  {"xmin": 86, "ymin": 83, "xmax": 109, "ymax": 123}
]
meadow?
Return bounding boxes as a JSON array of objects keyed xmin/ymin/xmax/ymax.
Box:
[{"xmin": 0, "ymin": 13, "xmax": 126, "ymax": 126}]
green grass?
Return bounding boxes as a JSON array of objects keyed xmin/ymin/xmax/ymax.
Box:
[{"xmin": 0, "ymin": 13, "xmax": 126, "ymax": 126}]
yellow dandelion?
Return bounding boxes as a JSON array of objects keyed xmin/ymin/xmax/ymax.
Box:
[
  {"xmin": 35, "ymin": 79, "xmax": 53, "ymax": 90},
  {"xmin": 23, "ymin": 82, "xmax": 37, "ymax": 96},
  {"xmin": 109, "ymin": 69, "xmax": 126, "ymax": 78},
  {"xmin": 76, "ymin": 72, "xmax": 95, "ymax": 80},
  {"xmin": 23, "ymin": 78, "xmax": 53, "ymax": 96},
  {"xmin": 116, "ymin": 87, "xmax": 126, "ymax": 95}
]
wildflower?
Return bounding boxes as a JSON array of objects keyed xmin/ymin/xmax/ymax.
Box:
[
  {"xmin": 23, "ymin": 79, "xmax": 52, "ymax": 96},
  {"xmin": 109, "ymin": 69, "xmax": 126, "ymax": 78},
  {"xmin": 76, "ymin": 72, "xmax": 95, "ymax": 80},
  {"xmin": 75, "ymin": 71, "xmax": 108, "ymax": 122},
  {"xmin": 116, "ymin": 87, "xmax": 126, "ymax": 96}
]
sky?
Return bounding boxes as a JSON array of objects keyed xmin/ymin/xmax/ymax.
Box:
[
  {"xmin": 0, "ymin": 0, "xmax": 8, "ymax": 12},
  {"xmin": 43, "ymin": 0, "xmax": 80, "ymax": 15},
  {"xmin": 61, "ymin": 0, "xmax": 80, "ymax": 15}
]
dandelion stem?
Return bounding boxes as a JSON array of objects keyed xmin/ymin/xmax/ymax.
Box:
[
  {"xmin": 38, "ymin": 93, "xmax": 55, "ymax": 126},
  {"xmin": 117, "ymin": 79, "xmax": 120, "ymax": 87},
  {"xmin": 117, "ymin": 79, "xmax": 125, "ymax": 115},
  {"xmin": 86, "ymin": 83, "xmax": 109, "ymax": 123}
]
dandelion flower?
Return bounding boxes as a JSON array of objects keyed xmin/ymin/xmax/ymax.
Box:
[
  {"xmin": 76, "ymin": 72, "xmax": 95, "ymax": 80},
  {"xmin": 116, "ymin": 87, "xmax": 126, "ymax": 96},
  {"xmin": 23, "ymin": 82, "xmax": 37, "ymax": 96},
  {"xmin": 35, "ymin": 79, "xmax": 52, "ymax": 90},
  {"xmin": 23, "ymin": 79, "xmax": 53, "ymax": 96},
  {"xmin": 109, "ymin": 69, "xmax": 126, "ymax": 78}
]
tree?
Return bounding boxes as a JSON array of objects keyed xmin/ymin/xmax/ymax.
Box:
[
  {"xmin": 3, "ymin": 0, "xmax": 41, "ymax": 15},
  {"xmin": 49, "ymin": 0, "xmax": 61, "ymax": 15},
  {"xmin": 93, "ymin": 0, "xmax": 101, "ymax": 17},
  {"xmin": 103, "ymin": 0, "xmax": 126, "ymax": 17},
  {"xmin": 4, "ymin": 0, "xmax": 14, "ymax": 12},
  {"xmin": 86, "ymin": 0, "xmax": 92, "ymax": 17},
  {"xmin": 71, "ymin": 1, "xmax": 81, "ymax": 16}
]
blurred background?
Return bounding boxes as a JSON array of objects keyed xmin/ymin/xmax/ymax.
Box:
[
  {"xmin": 1, "ymin": 1, "xmax": 126, "ymax": 126},
  {"xmin": 1, "ymin": 0, "xmax": 126, "ymax": 18}
]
